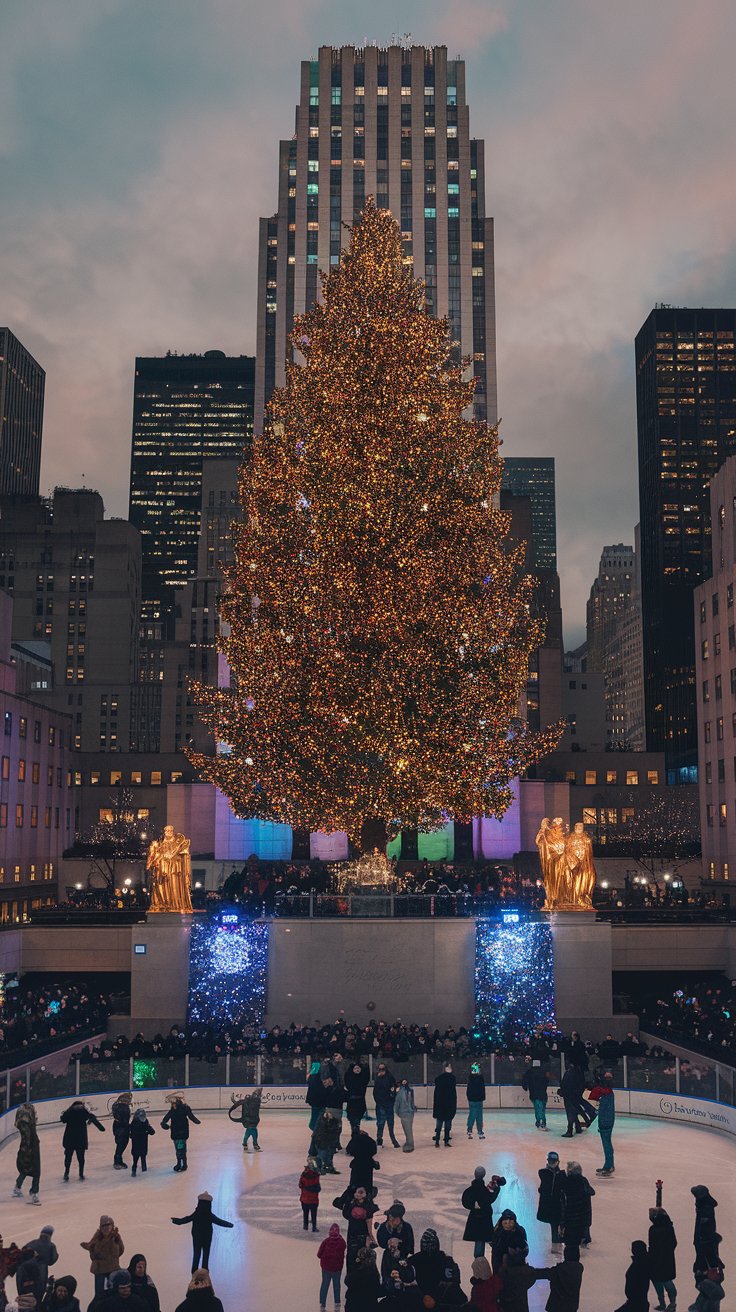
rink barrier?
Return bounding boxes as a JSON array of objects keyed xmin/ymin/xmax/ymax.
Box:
[{"xmin": 2, "ymin": 1083, "xmax": 736, "ymax": 1152}]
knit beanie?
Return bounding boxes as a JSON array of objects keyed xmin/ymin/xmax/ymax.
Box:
[
  {"xmin": 109, "ymin": 1272, "xmax": 131, "ymax": 1290},
  {"xmin": 40, "ymin": 1226, "xmax": 55, "ymax": 1237},
  {"xmin": 471, "ymin": 1256, "xmax": 492, "ymax": 1281},
  {"xmin": 420, "ymin": 1229, "xmax": 439, "ymax": 1253},
  {"xmin": 474, "ymin": 1166, "xmax": 486, "ymax": 1179}
]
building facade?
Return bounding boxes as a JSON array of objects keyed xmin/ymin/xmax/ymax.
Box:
[
  {"xmin": 0, "ymin": 328, "xmax": 45, "ymax": 498},
  {"xmin": 694, "ymin": 455, "xmax": 736, "ymax": 885},
  {"xmin": 586, "ymin": 544, "xmax": 635, "ymax": 674},
  {"xmin": 129, "ymin": 352, "xmax": 254, "ymax": 621},
  {"xmin": 255, "ymin": 43, "xmax": 497, "ymax": 432},
  {"xmin": 0, "ymin": 592, "xmax": 73, "ymax": 921},
  {"xmin": 636, "ymin": 306, "xmax": 736, "ymax": 777},
  {"xmin": 0, "ymin": 489, "xmax": 141, "ymax": 754},
  {"xmin": 585, "ymin": 540, "xmax": 644, "ymax": 750}
]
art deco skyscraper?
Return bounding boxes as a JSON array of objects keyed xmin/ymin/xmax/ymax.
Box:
[{"xmin": 255, "ymin": 44, "xmax": 497, "ymax": 433}]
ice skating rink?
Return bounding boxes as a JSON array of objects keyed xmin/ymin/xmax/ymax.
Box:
[{"xmin": 3, "ymin": 1108, "xmax": 734, "ymax": 1311}]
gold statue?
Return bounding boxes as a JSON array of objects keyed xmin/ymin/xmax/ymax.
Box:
[
  {"xmin": 146, "ymin": 825, "xmax": 193, "ymax": 913},
  {"xmin": 564, "ymin": 822, "xmax": 596, "ymax": 909},
  {"xmin": 536, "ymin": 816, "xmax": 568, "ymax": 910}
]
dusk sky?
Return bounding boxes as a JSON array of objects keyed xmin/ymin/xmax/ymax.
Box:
[{"xmin": 3, "ymin": 0, "xmax": 736, "ymax": 646}]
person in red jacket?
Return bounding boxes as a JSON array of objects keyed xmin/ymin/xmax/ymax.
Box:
[
  {"xmin": 299, "ymin": 1157, "xmax": 322, "ymax": 1233},
  {"xmin": 469, "ymin": 1255, "xmax": 503, "ymax": 1311},
  {"xmin": 317, "ymin": 1223, "xmax": 347, "ymax": 1310}
]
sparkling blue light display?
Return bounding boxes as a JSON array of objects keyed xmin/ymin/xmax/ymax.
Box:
[
  {"xmin": 188, "ymin": 916, "xmax": 268, "ymax": 1027},
  {"xmin": 475, "ymin": 918, "xmax": 555, "ymax": 1045}
]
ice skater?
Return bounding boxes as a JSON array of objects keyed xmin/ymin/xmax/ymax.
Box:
[
  {"xmin": 161, "ymin": 1093, "xmax": 201, "ymax": 1172},
  {"xmin": 59, "ymin": 1100, "xmax": 105, "ymax": 1182},
  {"xmin": 171, "ymin": 1192, "xmax": 234, "ymax": 1273},
  {"xmin": 228, "ymin": 1087, "xmax": 263, "ymax": 1151},
  {"xmin": 13, "ymin": 1103, "xmax": 42, "ymax": 1204},
  {"xmin": 130, "ymin": 1108, "xmax": 155, "ymax": 1176},
  {"xmin": 111, "ymin": 1093, "xmax": 133, "ymax": 1170}
]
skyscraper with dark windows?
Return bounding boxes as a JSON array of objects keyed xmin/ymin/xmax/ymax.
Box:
[
  {"xmin": 255, "ymin": 44, "xmax": 497, "ymax": 433},
  {"xmin": 128, "ymin": 351, "xmax": 254, "ymax": 622},
  {"xmin": 0, "ymin": 328, "xmax": 45, "ymax": 497},
  {"xmin": 500, "ymin": 457, "xmax": 557, "ymax": 572},
  {"xmin": 636, "ymin": 306, "xmax": 736, "ymax": 778}
]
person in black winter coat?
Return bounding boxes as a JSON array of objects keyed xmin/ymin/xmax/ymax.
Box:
[
  {"xmin": 558, "ymin": 1068, "xmax": 586, "ymax": 1137},
  {"xmin": 60, "ymin": 1100, "xmax": 105, "ymax": 1181},
  {"xmin": 530, "ymin": 1245, "xmax": 584, "ymax": 1312},
  {"xmin": 537, "ymin": 1152, "xmax": 564, "ymax": 1246},
  {"xmin": 491, "ymin": 1210, "xmax": 528, "ymax": 1275},
  {"xmin": 345, "ymin": 1063, "xmax": 370, "ymax": 1135},
  {"xmin": 344, "ymin": 1246, "xmax": 380, "ymax": 1312},
  {"xmin": 16, "ymin": 1257, "xmax": 44, "ymax": 1310},
  {"xmin": 559, "ymin": 1164, "xmax": 594, "ymax": 1249},
  {"xmin": 129, "ymin": 1111, "xmax": 155, "ymax": 1177},
  {"xmin": 42, "ymin": 1275, "xmax": 80, "ymax": 1312},
  {"xmin": 432, "ymin": 1064, "xmax": 457, "ymax": 1146},
  {"xmin": 647, "ymin": 1208, "xmax": 676, "ymax": 1310},
  {"xmin": 412, "ymin": 1230, "xmax": 454, "ymax": 1299},
  {"xmin": 498, "ymin": 1249, "xmax": 538, "ymax": 1312},
  {"xmin": 127, "ymin": 1256, "xmax": 160, "ymax": 1312},
  {"xmin": 171, "ymin": 1193, "xmax": 233, "ymax": 1272},
  {"xmin": 345, "ymin": 1129, "xmax": 380, "ymax": 1193},
  {"xmin": 161, "ymin": 1096, "xmax": 201, "ymax": 1172},
  {"xmin": 111, "ymin": 1094, "xmax": 132, "ymax": 1170},
  {"xmin": 691, "ymin": 1186, "xmax": 718, "ymax": 1275},
  {"xmin": 461, "ymin": 1166, "xmax": 502, "ymax": 1258},
  {"xmin": 372, "ymin": 1064, "xmax": 400, "ymax": 1149},
  {"xmin": 614, "ymin": 1241, "xmax": 650, "ymax": 1312},
  {"xmin": 376, "ymin": 1203, "xmax": 415, "ymax": 1261},
  {"xmin": 90, "ymin": 1270, "xmax": 147, "ymax": 1312},
  {"xmin": 521, "ymin": 1063, "xmax": 550, "ymax": 1130},
  {"xmin": 173, "ymin": 1269, "xmax": 224, "ymax": 1312}
]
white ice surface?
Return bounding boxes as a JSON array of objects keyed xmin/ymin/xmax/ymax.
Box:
[{"xmin": 2, "ymin": 1109, "xmax": 734, "ymax": 1311}]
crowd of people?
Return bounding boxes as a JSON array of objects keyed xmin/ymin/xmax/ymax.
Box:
[
  {"xmin": 638, "ymin": 980, "xmax": 736, "ymax": 1057},
  {"xmin": 0, "ymin": 986, "xmax": 111, "ymax": 1072},
  {"xmin": 1, "ymin": 1066, "xmax": 727, "ymax": 1312}
]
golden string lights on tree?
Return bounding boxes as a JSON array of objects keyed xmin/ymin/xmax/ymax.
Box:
[{"xmin": 188, "ymin": 199, "xmax": 562, "ymax": 847}]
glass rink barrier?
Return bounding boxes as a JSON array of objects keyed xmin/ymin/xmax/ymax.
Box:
[{"xmin": 3, "ymin": 1046, "xmax": 736, "ymax": 1129}]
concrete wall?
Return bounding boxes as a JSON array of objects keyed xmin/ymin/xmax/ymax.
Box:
[
  {"xmin": 19, "ymin": 925, "xmax": 132, "ymax": 974},
  {"xmin": 611, "ymin": 923, "xmax": 736, "ymax": 974},
  {"xmin": 266, "ymin": 919, "xmax": 476, "ymax": 1029}
]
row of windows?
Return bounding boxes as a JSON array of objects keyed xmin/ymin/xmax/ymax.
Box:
[
  {"xmin": 701, "ymin": 671, "xmax": 736, "ymax": 701},
  {"xmin": 706, "ymin": 802, "xmax": 729, "ymax": 827},
  {"xmin": 581, "ymin": 806, "xmax": 635, "ymax": 826},
  {"xmin": 0, "ymin": 758, "xmax": 62, "ymax": 786},
  {"xmin": 701, "ymin": 627, "xmax": 736, "ymax": 658},
  {"xmin": 79, "ymin": 769, "xmax": 184, "ymax": 787},
  {"xmin": 565, "ymin": 769, "xmax": 657, "ymax": 786},
  {"xmin": 3, "ymin": 713, "xmax": 59, "ymax": 746},
  {"xmin": 0, "ymin": 804, "xmax": 67, "ymax": 829},
  {"xmin": 0, "ymin": 863, "xmax": 54, "ymax": 885},
  {"xmin": 703, "ymin": 756, "xmax": 736, "ymax": 784}
]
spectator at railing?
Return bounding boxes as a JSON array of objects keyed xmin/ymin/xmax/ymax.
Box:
[
  {"xmin": 638, "ymin": 979, "xmax": 736, "ymax": 1055},
  {"xmin": 0, "ymin": 983, "xmax": 111, "ymax": 1071}
]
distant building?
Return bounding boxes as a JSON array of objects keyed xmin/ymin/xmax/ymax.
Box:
[
  {"xmin": 0, "ymin": 591, "xmax": 73, "ymax": 921},
  {"xmin": 585, "ymin": 540, "xmax": 644, "ymax": 750},
  {"xmin": 500, "ymin": 457, "xmax": 557, "ymax": 572},
  {"xmin": 0, "ymin": 489, "xmax": 141, "ymax": 753},
  {"xmin": 561, "ymin": 665, "xmax": 608, "ymax": 752},
  {"xmin": 0, "ymin": 328, "xmax": 45, "ymax": 497},
  {"xmin": 501, "ymin": 488, "xmax": 562, "ymax": 735},
  {"xmin": 129, "ymin": 352, "xmax": 254, "ymax": 622},
  {"xmin": 255, "ymin": 44, "xmax": 497, "ymax": 432},
  {"xmin": 636, "ymin": 306, "xmax": 736, "ymax": 777},
  {"xmin": 694, "ymin": 454, "xmax": 736, "ymax": 886}
]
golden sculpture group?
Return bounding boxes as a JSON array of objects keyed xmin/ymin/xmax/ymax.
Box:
[
  {"xmin": 535, "ymin": 816, "xmax": 596, "ymax": 911},
  {"xmin": 146, "ymin": 824, "xmax": 193, "ymax": 913}
]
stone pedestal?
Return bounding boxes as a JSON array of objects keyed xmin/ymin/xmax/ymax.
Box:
[
  {"xmin": 550, "ymin": 911, "xmax": 614, "ymax": 1038},
  {"xmin": 129, "ymin": 913, "xmax": 192, "ymax": 1032}
]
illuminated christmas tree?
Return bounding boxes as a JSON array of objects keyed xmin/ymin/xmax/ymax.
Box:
[{"xmin": 189, "ymin": 200, "xmax": 561, "ymax": 846}]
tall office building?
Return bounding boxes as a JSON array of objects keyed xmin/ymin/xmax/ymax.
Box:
[
  {"xmin": 586, "ymin": 544, "xmax": 636, "ymax": 674},
  {"xmin": 500, "ymin": 457, "xmax": 557, "ymax": 571},
  {"xmin": 129, "ymin": 351, "xmax": 254, "ymax": 621},
  {"xmin": 636, "ymin": 307, "xmax": 736, "ymax": 777},
  {"xmin": 0, "ymin": 328, "xmax": 45, "ymax": 496},
  {"xmin": 586, "ymin": 540, "xmax": 645, "ymax": 750},
  {"xmin": 255, "ymin": 44, "xmax": 497, "ymax": 433}
]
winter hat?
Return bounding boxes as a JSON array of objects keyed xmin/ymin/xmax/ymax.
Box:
[
  {"xmin": 474, "ymin": 1166, "xmax": 486, "ymax": 1179},
  {"xmin": 99, "ymin": 1216, "xmax": 114, "ymax": 1228},
  {"xmin": 471, "ymin": 1257, "xmax": 492, "ymax": 1281},
  {"xmin": 197, "ymin": 1192, "xmax": 213, "ymax": 1201},
  {"xmin": 500, "ymin": 1209, "xmax": 517, "ymax": 1222},
  {"xmin": 420, "ymin": 1229, "xmax": 439, "ymax": 1253},
  {"xmin": 328, "ymin": 1224, "xmax": 341, "ymax": 1237},
  {"xmin": 563, "ymin": 1245, "xmax": 580, "ymax": 1263},
  {"xmin": 546, "ymin": 1152, "xmax": 559, "ymax": 1164},
  {"xmin": 133, "ymin": 1108, "xmax": 148, "ymax": 1121},
  {"xmin": 54, "ymin": 1278, "xmax": 77, "ymax": 1298},
  {"xmin": 691, "ymin": 1185, "xmax": 711, "ymax": 1199},
  {"xmin": 386, "ymin": 1202, "xmax": 406, "ymax": 1218},
  {"xmin": 109, "ymin": 1272, "xmax": 131, "ymax": 1290},
  {"xmin": 40, "ymin": 1226, "xmax": 55, "ymax": 1237}
]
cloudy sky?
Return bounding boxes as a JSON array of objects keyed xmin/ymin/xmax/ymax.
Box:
[{"xmin": 3, "ymin": 0, "xmax": 736, "ymax": 646}]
